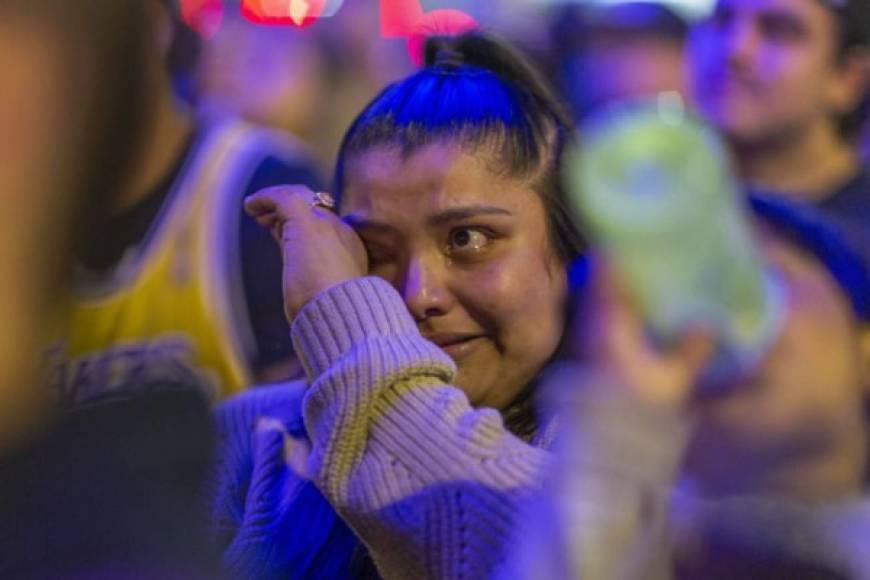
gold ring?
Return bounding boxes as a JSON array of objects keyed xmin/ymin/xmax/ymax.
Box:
[{"xmin": 310, "ymin": 191, "xmax": 336, "ymax": 211}]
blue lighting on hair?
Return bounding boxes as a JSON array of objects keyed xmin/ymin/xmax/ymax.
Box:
[
  {"xmin": 334, "ymin": 62, "xmax": 554, "ymax": 208},
  {"xmin": 360, "ymin": 66, "xmax": 525, "ymax": 130}
]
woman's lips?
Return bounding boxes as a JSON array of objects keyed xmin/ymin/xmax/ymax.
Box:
[{"xmin": 424, "ymin": 332, "xmax": 486, "ymax": 359}]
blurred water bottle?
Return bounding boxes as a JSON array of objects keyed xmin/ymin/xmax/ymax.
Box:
[{"xmin": 566, "ymin": 94, "xmax": 785, "ymax": 383}]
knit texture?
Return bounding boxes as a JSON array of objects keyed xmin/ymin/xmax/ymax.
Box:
[
  {"xmin": 294, "ymin": 277, "xmax": 551, "ymax": 578},
  {"xmin": 212, "ymin": 383, "xmax": 360, "ymax": 579},
  {"xmin": 214, "ymin": 277, "xmax": 551, "ymax": 579},
  {"xmin": 212, "ymin": 277, "xmax": 870, "ymax": 579}
]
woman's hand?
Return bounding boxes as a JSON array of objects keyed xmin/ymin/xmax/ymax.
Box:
[
  {"xmin": 245, "ymin": 185, "xmax": 368, "ymax": 323},
  {"xmin": 566, "ymin": 258, "xmax": 715, "ymax": 408}
]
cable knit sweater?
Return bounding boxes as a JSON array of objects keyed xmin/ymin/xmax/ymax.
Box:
[
  {"xmin": 212, "ymin": 276, "xmax": 869, "ymax": 579},
  {"xmin": 212, "ymin": 277, "xmax": 554, "ymax": 579}
]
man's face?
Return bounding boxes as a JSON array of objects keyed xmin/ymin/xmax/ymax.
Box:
[
  {"xmin": 686, "ymin": 228, "xmax": 870, "ymax": 500},
  {"xmin": 688, "ymin": 0, "xmax": 850, "ymax": 145}
]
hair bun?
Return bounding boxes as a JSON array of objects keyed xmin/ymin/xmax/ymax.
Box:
[
  {"xmin": 407, "ymin": 9, "xmax": 479, "ymax": 67},
  {"xmin": 433, "ymin": 47, "xmax": 464, "ymax": 68}
]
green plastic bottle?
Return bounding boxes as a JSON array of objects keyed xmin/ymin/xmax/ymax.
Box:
[{"xmin": 566, "ymin": 95, "xmax": 785, "ymax": 382}]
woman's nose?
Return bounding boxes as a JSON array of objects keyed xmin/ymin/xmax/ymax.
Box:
[{"xmin": 400, "ymin": 255, "xmax": 456, "ymax": 321}]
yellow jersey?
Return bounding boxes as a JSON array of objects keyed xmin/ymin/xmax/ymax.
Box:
[{"xmin": 46, "ymin": 120, "xmax": 299, "ymax": 406}]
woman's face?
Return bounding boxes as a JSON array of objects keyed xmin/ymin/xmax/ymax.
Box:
[{"xmin": 341, "ymin": 142, "xmax": 568, "ymax": 410}]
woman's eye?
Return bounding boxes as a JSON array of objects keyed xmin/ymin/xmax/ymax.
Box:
[{"xmin": 448, "ymin": 228, "xmax": 490, "ymax": 254}]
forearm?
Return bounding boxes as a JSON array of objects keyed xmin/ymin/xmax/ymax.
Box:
[{"xmin": 292, "ymin": 277, "xmax": 549, "ymax": 579}]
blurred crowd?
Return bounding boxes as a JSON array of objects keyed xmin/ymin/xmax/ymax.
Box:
[{"xmin": 1, "ymin": 0, "xmax": 869, "ymax": 578}]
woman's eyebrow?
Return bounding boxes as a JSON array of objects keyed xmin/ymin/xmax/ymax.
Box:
[
  {"xmin": 427, "ymin": 205, "xmax": 513, "ymax": 227},
  {"xmin": 342, "ymin": 215, "xmax": 398, "ymax": 234},
  {"xmin": 343, "ymin": 206, "xmax": 513, "ymax": 232}
]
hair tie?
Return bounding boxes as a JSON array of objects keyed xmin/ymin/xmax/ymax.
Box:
[
  {"xmin": 406, "ymin": 9, "xmax": 480, "ymax": 67},
  {"xmin": 434, "ymin": 47, "xmax": 464, "ymax": 68}
]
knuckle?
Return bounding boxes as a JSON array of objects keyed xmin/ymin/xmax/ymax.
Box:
[{"xmin": 258, "ymin": 184, "xmax": 313, "ymax": 201}]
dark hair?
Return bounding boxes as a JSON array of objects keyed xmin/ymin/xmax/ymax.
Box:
[
  {"xmin": 334, "ymin": 32, "xmax": 585, "ymax": 264},
  {"xmin": 826, "ymin": 0, "xmax": 870, "ymax": 138},
  {"xmin": 828, "ymin": 0, "xmax": 870, "ymax": 54}
]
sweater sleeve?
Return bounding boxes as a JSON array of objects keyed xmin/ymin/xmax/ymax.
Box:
[
  {"xmin": 290, "ymin": 276, "xmax": 550, "ymax": 579},
  {"xmin": 212, "ymin": 383, "xmax": 358, "ymax": 579}
]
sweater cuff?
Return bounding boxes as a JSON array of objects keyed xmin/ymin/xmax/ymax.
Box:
[{"xmin": 291, "ymin": 277, "xmax": 437, "ymax": 380}]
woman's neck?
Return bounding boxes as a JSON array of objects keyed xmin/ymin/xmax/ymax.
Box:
[{"xmin": 502, "ymin": 382, "xmax": 539, "ymax": 442}]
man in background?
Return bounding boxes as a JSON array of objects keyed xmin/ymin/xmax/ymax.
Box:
[
  {"xmin": 0, "ymin": 1, "xmax": 219, "ymax": 577},
  {"xmin": 47, "ymin": 0, "xmax": 323, "ymax": 407},
  {"xmin": 689, "ymin": 0, "xmax": 870, "ymax": 221}
]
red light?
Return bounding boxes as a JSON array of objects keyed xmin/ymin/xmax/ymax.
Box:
[
  {"xmin": 377, "ymin": 1, "xmax": 478, "ymax": 65},
  {"xmin": 241, "ymin": 0, "xmax": 327, "ymax": 27},
  {"xmin": 407, "ymin": 9, "xmax": 479, "ymax": 65},
  {"xmin": 180, "ymin": 0, "xmax": 224, "ymax": 39},
  {"xmin": 379, "ymin": 0, "xmax": 423, "ymax": 38}
]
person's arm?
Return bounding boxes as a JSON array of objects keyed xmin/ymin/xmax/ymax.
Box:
[
  {"xmin": 291, "ymin": 276, "xmax": 550, "ymax": 579},
  {"xmin": 243, "ymin": 186, "xmax": 551, "ymax": 578}
]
